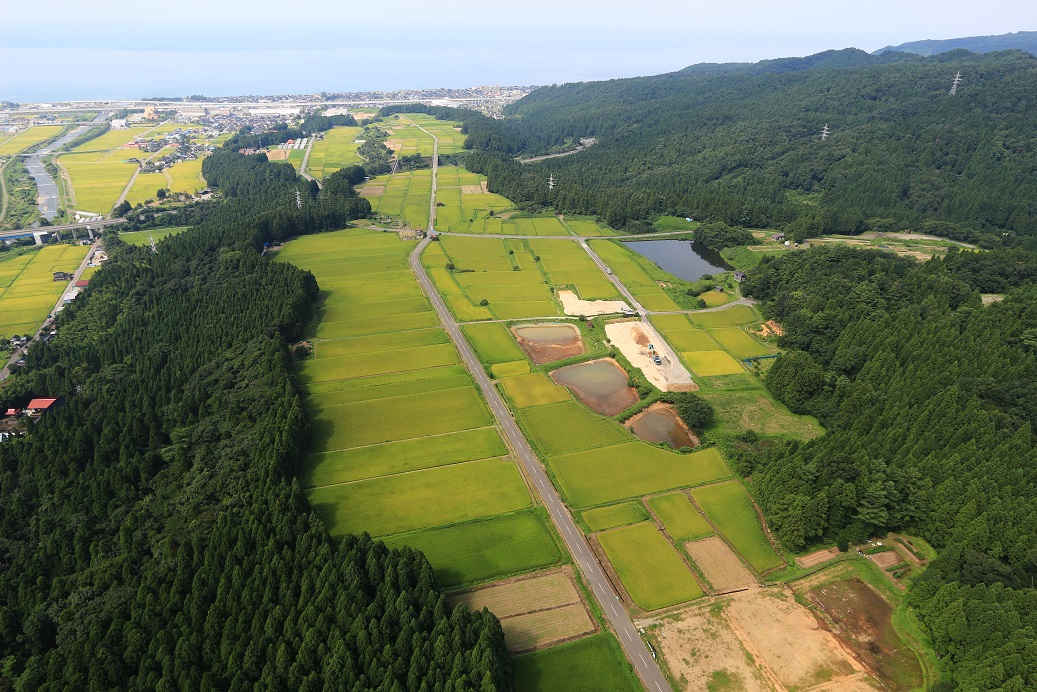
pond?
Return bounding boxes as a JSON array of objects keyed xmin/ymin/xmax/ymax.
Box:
[
  {"xmin": 626, "ymin": 403, "xmax": 698, "ymax": 449},
  {"xmin": 550, "ymin": 358, "xmax": 638, "ymax": 416},
  {"xmin": 622, "ymin": 239, "xmax": 734, "ymax": 282},
  {"xmin": 512, "ymin": 323, "xmax": 585, "ymax": 364}
]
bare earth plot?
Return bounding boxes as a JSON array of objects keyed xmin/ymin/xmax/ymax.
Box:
[
  {"xmin": 649, "ymin": 588, "xmax": 876, "ymax": 692},
  {"xmin": 604, "ymin": 320, "xmax": 695, "ymax": 391},
  {"xmin": 447, "ymin": 568, "xmax": 596, "ymax": 652},
  {"xmin": 685, "ymin": 537, "xmax": 757, "ymax": 593}
]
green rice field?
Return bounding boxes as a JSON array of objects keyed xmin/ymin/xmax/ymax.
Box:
[
  {"xmin": 582, "ymin": 502, "xmax": 650, "ymax": 532},
  {"xmin": 513, "ymin": 634, "xmax": 639, "ymax": 692},
  {"xmin": 382, "ymin": 510, "xmax": 563, "ymax": 588},
  {"xmin": 462, "ymin": 322, "xmax": 527, "ymax": 363},
  {"xmin": 500, "ymin": 373, "xmax": 572, "ymax": 408},
  {"xmin": 306, "ymin": 126, "xmax": 363, "ymax": 179},
  {"xmin": 691, "ymin": 481, "xmax": 785, "ymax": 573},
  {"xmin": 598, "ymin": 523, "xmax": 703, "ymax": 610},
  {"xmin": 648, "ymin": 492, "xmax": 713, "ymax": 540},
  {"xmin": 59, "ymin": 153, "xmax": 137, "ymax": 214},
  {"xmin": 0, "ymin": 125, "xmax": 63, "ymax": 156},
  {"xmin": 0, "ymin": 245, "xmax": 89, "ymax": 340},
  {"xmin": 513, "ymin": 633, "xmax": 640, "ymax": 692},
  {"xmin": 587, "ymin": 240, "xmax": 682, "ymax": 311},
  {"xmin": 276, "ymin": 228, "xmax": 560, "ymax": 586},
  {"xmin": 360, "ymin": 169, "xmax": 432, "ymax": 229}
]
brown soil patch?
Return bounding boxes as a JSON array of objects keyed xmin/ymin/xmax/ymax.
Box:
[
  {"xmin": 686, "ymin": 538, "xmax": 757, "ymax": 593},
  {"xmin": 796, "ymin": 547, "xmax": 840, "ymax": 568},
  {"xmin": 511, "ymin": 323, "xmax": 585, "ymax": 365},
  {"xmin": 360, "ymin": 185, "xmax": 385, "ymax": 197},
  {"xmin": 981, "ymin": 293, "xmax": 1005, "ymax": 305},
  {"xmin": 447, "ymin": 568, "xmax": 596, "ymax": 652},
  {"xmin": 752, "ymin": 319, "xmax": 784, "ymax": 338},
  {"xmin": 649, "ymin": 587, "xmax": 872, "ymax": 692},
  {"xmin": 871, "ymin": 551, "xmax": 902, "ymax": 569},
  {"xmin": 384, "ymin": 139, "xmax": 403, "ymax": 152},
  {"xmin": 724, "ymin": 588, "xmax": 861, "ymax": 690},
  {"xmin": 807, "ymin": 578, "xmax": 924, "ymax": 691},
  {"xmin": 631, "ymin": 326, "xmax": 650, "ymax": 346},
  {"xmin": 481, "ymin": 180, "xmax": 489, "ymax": 193},
  {"xmin": 264, "ymin": 149, "xmax": 289, "ymax": 161},
  {"xmin": 460, "ymin": 185, "xmax": 483, "ymax": 194}
]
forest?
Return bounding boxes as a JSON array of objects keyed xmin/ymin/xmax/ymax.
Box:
[
  {"xmin": 0, "ymin": 151, "xmax": 509, "ymax": 689},
  {"xmin": 463, "ymin": 49, "xmax": 1037, "ymax": 244},
  {"xmin": 738, "ymin": 245, "xmax": 1037, "ymax": 690}
]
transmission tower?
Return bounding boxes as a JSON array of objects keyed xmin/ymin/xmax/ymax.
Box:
[
  {"xmin": 294, "ymin": 188, "xmax": 302, "ymax": 210},
  {"xmin": 548, "ymin": 174, "xmax": 555, "ymax": 191},
  {"xmin": 148, "ymin": 233, "xmax": 157, "ymax": 254},
  {"xmin": 950, "ymin": 71, "xmax": 963, "ymax": 95},
  {"xmin": 820, "ymin": 124, "xmax": 831, "ymax": 141}
]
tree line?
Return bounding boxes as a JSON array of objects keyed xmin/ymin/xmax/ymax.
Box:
[{"xmin": 0, "ymin": 150, "xmax": 509, "ymax": 689}]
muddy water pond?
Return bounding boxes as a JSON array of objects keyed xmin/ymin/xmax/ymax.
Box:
[
  {"xmin": 626, "ymin": 403, "xmax": 698, "ymax": 448},
  {"xmin": 512, "ymin": 323, "xmax": 586, "ymax": 364},
  {"xmin": 550, "ymin": 358, "xmax": 638, "ymax": 416}
]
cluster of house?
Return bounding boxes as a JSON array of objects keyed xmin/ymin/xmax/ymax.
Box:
[{"xmin": 0, "ymin": 397, "xmax": 64, "ymax": 441}]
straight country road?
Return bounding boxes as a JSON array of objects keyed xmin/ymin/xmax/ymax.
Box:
[{"xmin": 403, "ymin": 118, "xmax": 670, "ymax": 692}]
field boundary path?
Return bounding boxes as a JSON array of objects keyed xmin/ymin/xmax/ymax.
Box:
[
  {"xmin": 410, "ymin": 239, "xmax": 670, "ymax": 692},
  {"xmin": 1, "ymin": 238, "xmax": 101, "ymax": 381},
  {"xmin": 299, "ymin": 136, "xmax": 319, "ymax": 187}
]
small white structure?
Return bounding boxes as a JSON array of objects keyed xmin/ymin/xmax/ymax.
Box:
[{"xmin": 110, "ymin": 119, "xmax": 128, "ymax": 129}]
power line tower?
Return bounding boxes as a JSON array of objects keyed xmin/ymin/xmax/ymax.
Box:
[
  {"xmin": 548, "ymin": 174, "xmax": 555, "ymax": 191},
  {"xmin": 820, "ymin": 124, "xmax": 831, "ymax": 141},
  {"xmin": 294, "ymin": 188, "xmax": 302, "ymax": 210},
  {"xmin": 950, "ymin": 71, "xmax": 963, "ymax": 95},
  {"xmin": 148, "ymin": 233, "xmax": 157, "ymax": 254}
]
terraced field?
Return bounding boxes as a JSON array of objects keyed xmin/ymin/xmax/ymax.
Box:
[
  {"xmin": 0, "ymin": 244, "xmax": 89, "ymax": 340},
  {"xmin": 276, "ymin": 228, "xmax": 565, "ymax": 588},
  {"xmin": 360, "ymin": 169, "xmax": 432, "ymax": 229}
]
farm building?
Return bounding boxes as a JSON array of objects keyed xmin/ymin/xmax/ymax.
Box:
[
  {"xmin": 53, "ymin": 271, "xmax": 73, "ymax": 281},
  {"xmin": 771, "ymin": 233, "xmax": 786, "ymax": 241},
  {"xmin": 26, "ymin": 397, "xmax": 64, "ymax": 416},
  {"xmin": 734, "ymin": 271, "xmax": 746, "ymax": 282},
  {"xmin": 74, "ymin": 280, "xmax": 89, "ymax": 289}
]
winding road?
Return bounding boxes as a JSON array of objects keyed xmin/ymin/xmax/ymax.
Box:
[{"xmin": 404, "ymin": 122, "xmax": 672, "ymax": 692}]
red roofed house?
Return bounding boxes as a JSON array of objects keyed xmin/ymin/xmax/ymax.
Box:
[
  {"xmin": 3, "ymin": 409, "xmax": 17, "ymax": 418},
  {"xmin": 75, "ymin": 280, "xmax": 89, "ymax": 289},
  {"xmin": 26, "ymin": 397, "xmax": 64, "ymax": 416}
]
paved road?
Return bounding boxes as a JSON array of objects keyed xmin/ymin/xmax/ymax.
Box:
[
  {"xmin": 409, "ymin": 238, "xmax": 670, "ymax": 692},
  {"xmin": 0, "ymin": 218, "xmax": 125, "ymax": 240},
  {"xmin": 1, "ymin": 239, "xmax": 101, "ymax": 381},
  {"xmin": 299, "ymin": 136, "xmax": 320, "ymax": 187}
]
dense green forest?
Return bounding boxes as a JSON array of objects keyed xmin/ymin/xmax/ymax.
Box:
[
  {"xmin": 738, "ymin": 246, "xmax": 1037, "ymax": 690},
  {"xmin": 0, "ymin": 151, "xmax": 509, "ymax": 689},
  {"xmin": 464, "ymin": 49, "xmax": 1037, "ymax": 244}
]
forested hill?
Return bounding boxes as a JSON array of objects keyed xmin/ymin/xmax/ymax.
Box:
[
  {"xmin": 875, "ymin": 31, "xmax": 1037, "ymax": 57},
  {"xmin": 0, "ymin": 153, "xmax": 510, "ymax": 689},
  {"xmin": 740, "ymin": 246, "xmax": 1037, "ymax": 690},
  {"xmin": 468, "ymin": 48, "xmax": 1037, "ymax": 243}
]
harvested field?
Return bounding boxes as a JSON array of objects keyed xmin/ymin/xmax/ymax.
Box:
[
  {"xmin": 448, "ymin": 569, "xmax": 595, "ymax": 652},
  {"xmin": 685, "ymin": 537, "xmax": 757, "ymax": 592},
  {"xmin": 557, "ymin": 289, "xmax": 629, "ymax": 316},
  {"xmin": 796, "ymin": 547, "xmax": 840, "ymax": 568}
]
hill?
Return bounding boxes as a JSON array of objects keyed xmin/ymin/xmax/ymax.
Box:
[
  {"xmin": 467, "ymin": 48, "xmax": 1037, "ymax": 244},
  {"xmin": 875, "ymin": 31, "xmax": 1037, "ymax": 57}
]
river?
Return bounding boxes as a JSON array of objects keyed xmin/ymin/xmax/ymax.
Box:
[{"xmin": 22, "ymin": 111, "xmax": 108, "ymax": 221}]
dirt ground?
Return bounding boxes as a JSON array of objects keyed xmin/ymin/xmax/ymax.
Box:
[
  {"xmin": 981, "ymin": 293, "xmax": 1005, "ymax": 305},
  {"xmin": 359, "ymin": 185, "xmax": 384, "ymax": 197},
  {"xmin": 871, "ymin": 551, "xmax": 902, "ymax": 570},
  {"xmin": 649, "ymin": 586, "xmax": 874, "ymax": 691},
  {"xmin": 446, "ymin": 567, "xmax": 596, "ymax": 652},
  {"xmin": 686, "ymin": 538, "xmax": 757, "ymax": 593},
  {"xmin": 604, "ymin": 320, "xmax": 695, "ymax": 392},
  {"xmin": 511, "ymin": 323, "xmax": 586, "ymax": 364},
  {"xmin": 460, "ymin": 185, "xmax": 483, "ymax": 194},
  {"xmin": 752, "ymin": 319, "xmax": 784, "ymax": 338},
  {"xmin": 796, "ymin": 547, "xmax": 840, "ymax": 568},
  {"xmin": 806, "ymin": 578, "xmax": 924, "ymax": 691},
  {"xmin": 264, "ymin": 149, "xmax": 289, "ymax": 161},
  {"xmin": 557, "ymin": 289, "xmax": 630, "ymax": 316}
]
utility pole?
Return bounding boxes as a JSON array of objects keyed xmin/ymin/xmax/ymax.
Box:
[
  {"xmin": 950, "ymin": 71, "xmax": 963, "ymax": 95},
  {"xmin": 820, "ymin": 124, "xmax": 831, "ymax": 141}
]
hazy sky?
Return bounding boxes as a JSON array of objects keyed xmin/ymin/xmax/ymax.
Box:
[{"xmin": 2, "ymin": 0, "xmax": 1035, "ymax": 100}]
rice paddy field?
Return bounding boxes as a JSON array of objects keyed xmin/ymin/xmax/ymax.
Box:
[
  {"xmin": 0, "ymin": 125, "xmax": 64, "ymax": 156},
  {"xmin": 305, "ymin": 126, "xmax": 363, "ymax": 179},
  {"xmin": 691, "ymin": 481, "xmax": 785, "ymax": 573},
  {"xmin": 359, "ymin": 169, "xmax": 431, "ymax": 229},
  {"xmin": 648, "ymin": 492, "xmax": 714, "ymax": 541},
  {"xmin": 512, "ymin": 633, "xmax": 640, "ymax": 692},
  {"xmin": 58, "ymin": 153, "xmax": 138, "ymax": 214},
  {"xmin": 276, "ymin": 228, "xmax": 565, "ymax": 588},
  {"xmin": 386, "ymin": 113, "xmax": 466, "ymax": 156},
  {"xmin": 0, "ymin": 244, "xmax": 89, "ymax": 340},
  {"xmin": 598, "ymin": 523, "xmax": 703, "ymax": 610}
]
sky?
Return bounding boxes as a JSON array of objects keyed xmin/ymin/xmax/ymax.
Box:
[{"xmin": 2, "ymin": 0, "xmax": 1035, "ymax": 101}]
